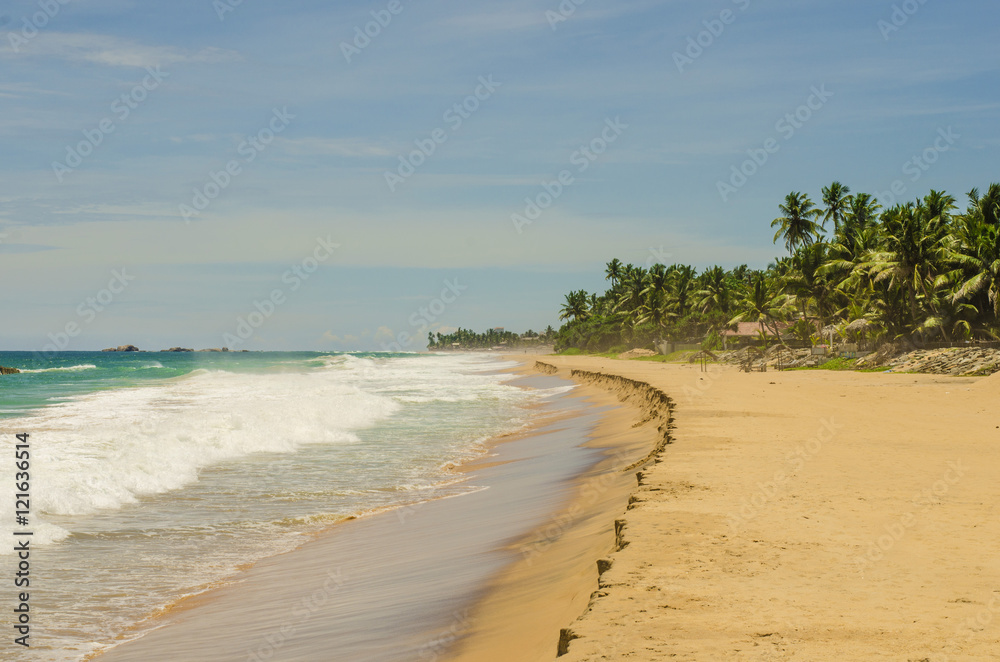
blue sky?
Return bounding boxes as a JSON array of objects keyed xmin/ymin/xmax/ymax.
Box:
[{"xmin": 1, "ymin": 0, "xmax": 997, "ymax": 351}]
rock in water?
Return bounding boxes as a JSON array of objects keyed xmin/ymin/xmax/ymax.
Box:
[
  {"xmin": 0, "ymin": 366, "xmax": 20, "ymax": 375},
  {"xmin": 102, "ymin": 345, "xmax": 140, "ymax": 352}
]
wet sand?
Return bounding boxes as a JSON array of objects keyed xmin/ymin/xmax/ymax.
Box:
[
  {"xmin": 92, "ymin": 372, "xmax": 658, "ymax": 661},
  {"xmin": 444, "ymin": 363, "xmax": 665, "ymax": 662},
  {"xmin": 528, "ymin": 356, "xmax": 1000, "ymax": 661}
]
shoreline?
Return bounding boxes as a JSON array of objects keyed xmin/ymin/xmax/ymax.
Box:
[
  {"xmin": 441, "ymin": 357, "xmax": 672, "ymax": 661},
  {"xmin": 88, "ymin": 364, "xmax": 657, "ymax": 661}
]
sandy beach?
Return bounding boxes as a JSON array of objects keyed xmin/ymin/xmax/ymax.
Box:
[{"xmin": 516, "ymin": 355, "xmax": 1000, "ymax": 661}]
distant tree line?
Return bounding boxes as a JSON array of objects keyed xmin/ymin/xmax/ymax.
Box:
[{"xmin": 427, "ymin": 326, "xmax": 557, "ymax": 350}]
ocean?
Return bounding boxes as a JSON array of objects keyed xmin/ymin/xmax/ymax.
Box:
[{"xmin": 0, "ymin": 351, "xmax": 570, "ymax": 660}]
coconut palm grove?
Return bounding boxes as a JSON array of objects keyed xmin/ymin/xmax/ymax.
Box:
[{"xmin": 553, "ymin": 183, "xmax": 1000, "ymax": 354}]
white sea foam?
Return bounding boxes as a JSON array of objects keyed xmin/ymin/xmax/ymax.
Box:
[
  {"xmin": 0, "ymin": 353, "xmax": 540, "ymax": 557},
  {"xmin": 19, "ymin": 364, "xmax": 97, "ymax": 373},
  {"xmin": 0, "ymin": 368, "xmax": 401, "ymax": 551},
  {"xmin": 320, "ymin": 353, "xmax": 527, "ymax": 405},
  {"xmin": 535, "ymin": 384, "xmax": 578, "ymax": 398}
]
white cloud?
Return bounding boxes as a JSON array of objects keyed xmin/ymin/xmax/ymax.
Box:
[
  {"xmin": 322, "ymin": 331, "xmax": 358, "ymax": 344},
  {"xmin": 169, "ymin": 134, "xmax": 219, "ymax": 144},
  {"xmin": 438, "ymin": 10, "xmax": 548, "ymax": 33},
  {"xmin": 279, "ymin": 137, "xmax": 398, "ymax": 158},
  {"xmin": 3, "ymin": 33, "xmax": 240, "ymax": 68}
]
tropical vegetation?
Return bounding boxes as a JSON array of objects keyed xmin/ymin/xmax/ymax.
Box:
[
  {"xmin": 427, "ymin": 326, "xmax": 556, "ymax": 350},
  {"xmin": 554, "ymin": 182, "xmax": 1000, "ymax": 353}
]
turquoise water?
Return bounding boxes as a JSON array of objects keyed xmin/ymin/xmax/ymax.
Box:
[
  {"xmin": 0, "ymin": 350, "xmax": 412, "ymax": 419},
  {"xmin": 0, "ymin": 351, "xmax": 567, "ymax": 660}
]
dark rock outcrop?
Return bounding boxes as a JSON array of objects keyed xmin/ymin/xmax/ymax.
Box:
[
  {"xmin": 102, "ymin": 345, "xmax": 140, "ymax": 352},
  {"xmin": 0, "ymin": 366, "xmax": 20, "ymax": 375},
  {"xmin": 160, "ymin": 347, "xmax": 194, "ymax": 352},
  {"xmin": 197, "ymin": 347, "xmax": 230, "ymax": 352}
]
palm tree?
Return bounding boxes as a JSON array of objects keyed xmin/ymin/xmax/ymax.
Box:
[
  {"xmin": 559, "ymin": 290, "xmax": 590, "ymax": 322},
  {"xmin": 668, "ymin": 265, "xmax": 698, "ymax": 318},
  {"xmin": 821, "ymin": 181, "xmax": 851, "ymax": 234},
  {"xmin": 970, "ymin": 184, "xmax": 1000, "ymax": 226},
  {"xmin": 953, "ymin": 214, "xmax": 1000, "ymax": 327},
  {"xmin": 923, "ymin": 189, "xmax": 957, "ymax": 222},
  {"xmin": 772, "ymin": 192, "xmax": 823, "ymax": 255},
  {"xmin": 638, "ymin": 264, "xmax": 671, "ymax": 328},
  {"xmin": 615, "ymin": 269, "xmax": 646, "ymax": 332},
  {"xmin": 729, "ymin": 271, "xmax": 793, "ymax": 341},
  {"xmin": 862, "ymin": 201, "xmax": 960, "ymax": 339},
  {"xmin": 840, "ymin": 192, "xmax": 881, "ymax": 248},
  {"xmin": 696, "ymin": 266, "xmax": 732, "ymax": 315},
  {"xmin": 920, "ymin": 274, "xmax": 977, "ymax": 342},
  {"xmin": 784, "ymin": 241, "xmax": 832, "ymax": 325},
  {"xmin": 731, "ymin": 264, "xmax": 752, "ymax": 286},
  {"xmin": 605, "ymin": 259, "xmax": 623, "ymax": 289}
]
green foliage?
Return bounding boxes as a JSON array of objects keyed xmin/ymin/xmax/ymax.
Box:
[
  {"xmin": 632, "ymin": 350, "xmax": 702, "ymax": 363},
  {"xmin": 428, "ymin": 327, "xmax": 555, "ymax": 350},
  {"xmin": 556, "ymin": 182, "xmax": 1000, "ymax": 353},
  {"xmin": 788, "ymin": 319, "xmax": 817, "ymax": 344},
  {"xmin": 793, "ymin": 357, "xmax": 859, "ymax": 371}
]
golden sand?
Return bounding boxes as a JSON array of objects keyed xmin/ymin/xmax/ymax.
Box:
[{"xmin": 475, "ymin": 355, "xmax": 1000, "ymax": 661}]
